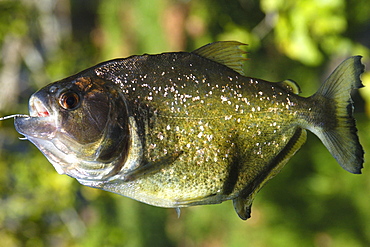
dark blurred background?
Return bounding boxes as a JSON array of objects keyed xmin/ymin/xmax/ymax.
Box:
[{"xmin": 0, "ymin": 0, "xmax": 369, "ymax": 246}]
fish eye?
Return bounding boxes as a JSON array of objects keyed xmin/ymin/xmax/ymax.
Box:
[{"xmin": 59, "ymin": 91, "xmax": 81, "ymax": 110}]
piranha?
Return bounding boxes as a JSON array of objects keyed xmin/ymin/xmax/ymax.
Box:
[{"xmin": 1, "ymin": 41, "xmax": 364, "ymax": 220}]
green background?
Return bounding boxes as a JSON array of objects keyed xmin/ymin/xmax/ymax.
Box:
[{"xmin": 0, "ymin": 0, "xmax": 369, "ymax": 246}]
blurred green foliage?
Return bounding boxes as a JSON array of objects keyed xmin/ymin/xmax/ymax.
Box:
[{"xmin": 0, "ymin": 0, "xmax": 369, "ymax": 246}]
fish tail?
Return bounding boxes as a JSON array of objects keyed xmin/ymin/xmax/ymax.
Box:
[{"xmin": 309, "ymin": 56, "xmax": 365, "ymax": 174}]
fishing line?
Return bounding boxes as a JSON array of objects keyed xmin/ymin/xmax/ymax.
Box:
[{"xmin": 0, "ymin": 114, "xmax": 29, "ymax": 120}]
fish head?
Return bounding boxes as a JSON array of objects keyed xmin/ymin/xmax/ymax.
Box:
[{"xmin": 15, "ymin": 76, "xmax": 130, "ymax": 180}]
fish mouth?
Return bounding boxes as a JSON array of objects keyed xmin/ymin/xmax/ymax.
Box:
[
  {"xmin": 29, "ymin": 96, "xmax": 51, "ymax": 118},
  {"xmin": 14, "ymin": 95, "xmax": 64, "ymax": 173},
  {"xmin": 14, "ymin": 94, "xmax": 56, "ymax": 140},
  {"xmin": 14, "ymin": 95, "xmax": 77, "ymax": 176}
]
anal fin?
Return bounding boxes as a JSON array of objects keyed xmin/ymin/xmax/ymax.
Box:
[
  {"xmin": 233, "ymin": 128, "xmax": 307, "ymax": 220},
  {"xmin": 233, "ymin": 195, "xmax": 253, "ymax": 220}
]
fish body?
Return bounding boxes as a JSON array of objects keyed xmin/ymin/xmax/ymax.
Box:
[{"xmin": 10, "ymin": 42, "xmax": 364, "ymax": 220}]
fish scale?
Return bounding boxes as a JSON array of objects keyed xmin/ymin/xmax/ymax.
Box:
[
  {"xmin": 94, "ymin": 58, "xmax": 305, "ymax": 206},
  {"xmin": 3, "ymin": 41, "xmax": 364, "ymax": 220}
]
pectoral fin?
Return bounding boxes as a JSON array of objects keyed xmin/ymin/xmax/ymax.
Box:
[{"xmin": 122, "ymin": 151, "xmax": 183, "ymax": 182}]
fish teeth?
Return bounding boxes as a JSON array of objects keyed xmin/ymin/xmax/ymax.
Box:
[{"xmin": 30, "ymin": 97, "xmax": 50, "ymax": 117}]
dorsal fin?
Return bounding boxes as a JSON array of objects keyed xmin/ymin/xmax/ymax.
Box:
[
  {"xmin": 192, "ymin": 41, "xmax": 248, "ymax": 75},
  {"xmin": 277, "ymin": 79, "xmax": 301, "ymax": 94}
]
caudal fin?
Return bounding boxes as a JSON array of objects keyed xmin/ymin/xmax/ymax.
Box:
[{"xmin": 311, "ymin": 56, "xmax": 365, "ymax": 174}]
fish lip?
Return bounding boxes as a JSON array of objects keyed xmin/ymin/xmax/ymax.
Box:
[
  {"xmin": 14, "ymin": 94, "xmax": 57, "ymax": 140},
  {"xmin": 29, "ymin": 96, "xmax": 51, "ymax": 118}
]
